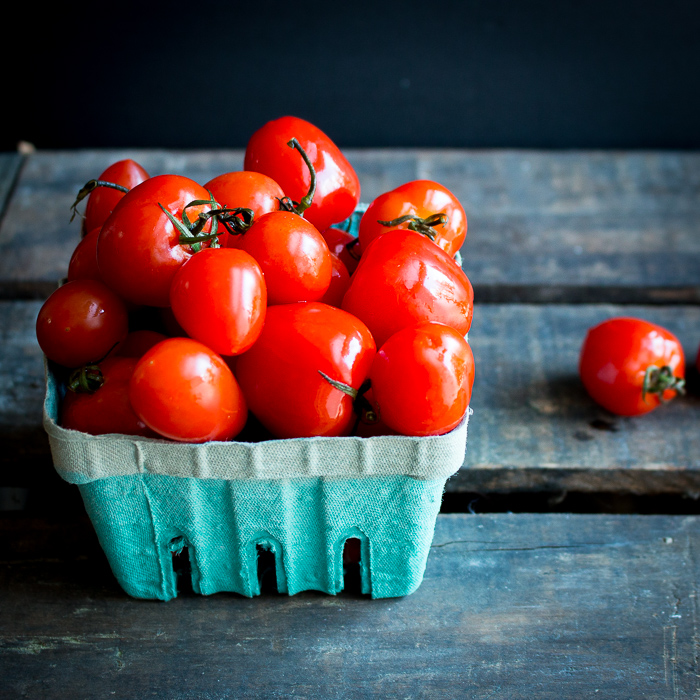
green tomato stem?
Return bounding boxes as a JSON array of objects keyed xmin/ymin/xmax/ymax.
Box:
[
  {"xmin": 642, "ymin": 365, "xmax": 686, "ymax": 404},
  {"xmin": 70, "ymin": 179, "xmax": 130, "ymax": 222}
]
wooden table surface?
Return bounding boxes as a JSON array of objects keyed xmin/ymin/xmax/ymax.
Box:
[{"xmin": 1, "ymin": 149, "xmax": 699, "ymax": 698}]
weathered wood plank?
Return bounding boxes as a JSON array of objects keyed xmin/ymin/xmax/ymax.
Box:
[
  {"xmin": 1, "ymin": 513, "xmax": 698, "ymax": 699},
  {"xmin": 0, "ymin": 153, "xmax": 23, "ymax": 224},
  {"xmin": 4, "ymin": 301, "xmax": 700, "ymax": 495},
  {"xmin": 455, "ymin": 304, "xmax": 700, "ymax": 495},
  {"xmin": 1, "ymin": 150, "xmax": 699, "ymax": 299}
]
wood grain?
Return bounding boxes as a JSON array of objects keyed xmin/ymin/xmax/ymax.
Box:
[
  {"xmin": 0, "ymin": 153, "xmax": 22, "ymax": 223},
  {"xmin": 1, "ymin": 150, "xmax": 699, "ymax": 300},
  {"xmin": 1, "ymin": 512, "xmax": 698, "ymax": 699},
  {"xmin": 456, "ymin": 303, "xmax": 700, "ymax": 495}
]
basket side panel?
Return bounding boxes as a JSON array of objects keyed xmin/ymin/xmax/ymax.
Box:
[
  {"xmin": 78, "ymin": 474, "xmax": 447, "ymax": 600},
  {"xmin": 319, "ymin": 476, "xmax": 446, "ymax": 599},
  {"xmin": 78, "ymin": 477, "xmax": 177, "ymax": 600}
]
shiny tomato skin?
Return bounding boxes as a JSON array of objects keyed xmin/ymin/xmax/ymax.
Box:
[
  {"xmin": 130, "ymin": 337, "xmax": 247, "ymax": 443},
  {"xmin": 232, "ymin": 211, "xmax": 332, "ymax": 305},
  {"xmin": 579, "ymin": 317, "xmax": 685, "ymax": 416},
  {"xmin": 244, "ymin": 116, "xmax": 360, "ymax": 232},
  {"xmin": 36, "ymin": 279, "xmax": 129, "ymax": 368},
  {"xmin": 169, "ymin": 248, "xmax": 266, "ymax": 356},
  {"xmin": 321, "ymin": 226, "xmax": 361, "ymax": 275},
  {"xmin": 320, "ymin": 253, "xmax": 351, "ymax": 308},
  {"xmin": 84, "ymin": 159, "xmax": 150, "ymax": 233},
  {"xmin": 61, "ymin": 357, "xmax": 156, "ymax": 437},
  {"xmin": 359, "ymin": 180, "xmax": 467, "ymax": 258},
  {"xmin": 67, "ymin": 227, "xmax": 103, "ymax": 283},
  {"xmin": 370, "ymin": 323, "xmax": 474, "ymax": 436},
  {"xmin": 97, "ymin": 174, "xmax": 213, "ymax": 307},
  {"xmin": 341, "ymin": 230, "xmax": 474, "ymax": 349},
  {"xmin": 204, "ymin": 171, "xmax": 284, "ymax": 242},
  {"xmin": 235, "ymin": 302, "xmax": 376, "ymax": 438}
]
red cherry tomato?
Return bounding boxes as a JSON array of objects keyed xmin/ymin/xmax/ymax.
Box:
[
  {"xmin": 342, "ymin": 230, "xmax": 474, "ymax": 349},
  {"xmin": 67, "ymin": 227, "xmax": 102, "ymax": 283},
  {"xmin": 579, "ymin": 317, "xmax": 685, "ymax": 416},
  {"xmin": 319, "ymin": 253, "xmax": 351, "ymax": 308},
  {"xmin": 170, "ymin": 248, "xmax": 266, "ymax": 356},
  {"xmin": 84, "ymin": 159, "xmax": 150, "ymax": 233},
  {"xmin": 98, "ymin": 174, "xmax": 213, "ymax": 307},
  {"xmin": 359, "ymin": 180, "xmax": 467, "ymax": 258},
  {"xmin": 370, "ymin": 323, "xmax": 474, "ymax": 436},
  {"xmin": 61, "ymin": 357, "xmax": 156, "ymax": 437},
  {"xmin": 130, "ymin": 337, "xmax": 247, "ymax": 443},
  {"xmin": 232, "ymin": 211, "xmax": 332, "ymax": 305},
  {"xmin": 244, "ymin": 116, "xmax": 360, "ymax": 232},
  {"xmin": 321, "ymin": 227, "xmax": 362, "ymax": 275},
  {"xmin": 114, "ymin": 330, "xmax": 169, "ymax": 358},
  {"xmin": 204, "ymin": 171, "xmax": 284, "ymax": 246},
  {"xmin": 235, "ymin": 302, "xmax": 376, "ymax": 438},
  {"xmin": 36, "ymin": 280, "xmax": 129, "ymax": 368}
]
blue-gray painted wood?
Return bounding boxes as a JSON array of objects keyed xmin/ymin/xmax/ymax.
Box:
[
  {"xmin": 1, "ymin": 512, "xmax": 698, "ymax": 699},
  {"xmin": 1, "ymin": 150, "xmax": 699, "ymax": 300}
]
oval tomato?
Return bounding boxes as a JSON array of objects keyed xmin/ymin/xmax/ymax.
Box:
[
  {"xmin": 370, "ymin": 323, "xmax": 474, "ymax": 436},
  {"xmin": 235, "ymin": 302, "xmax": 376, "ymax": 438},
  {"xmin": 130, "ymin": 337, "xmax": 247, "ymax": 443},
  {"xmin": 232, "ymin": 211, "xmax": 332, "ymax": 305},
  {"xmin": 97, "ymin": 174, "xmax": 213, "ymax": 307},
  {"xmin": 579, "ymin": 317, "xmax": 685, "ymax": 416},
  {"xmin": 319, "ymin": 253, "xmax": 351, "ymax": 308},
  {"xmin": 61, "ymin": 357, "xmax": 156, "ymax": 437},
  {"xmin": 170, "ymin": 248, "xmax": 266, "ymax": 356},
  {"xmin": 67, "ymin": 227, "xmax": 102, "ymax": 283},
  {"xmin": 244, "ymin": 116, "xmax": 360, "ymax": 232},
  {"xmin": 84, "ymin": 159, "xmax": 150, "ymax": 233},
  {"xmin": 321, "ymin": 226, "xmax": 362, "ymax": 275},
  {"xmin": 341, "ymin": 229, "xmax": 474, "ymax": 349},
  {"xmin": 359, "ymin": 180, "xmax": 467, "ymax": 258},
  {"xmin": 36, "ymin": 279, "xmax": 129, "ymax": 368}
]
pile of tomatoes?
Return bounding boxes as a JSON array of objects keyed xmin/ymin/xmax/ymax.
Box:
[{"xmin": 37, "ymin": 116, "xmax": 475, "ymax": 443}]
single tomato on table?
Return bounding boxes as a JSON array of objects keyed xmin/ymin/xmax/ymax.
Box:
[
  {"xmin": 579, "ymin": 317, "xmax": 685, "ymax": 416},
  {"xmin": 235, "ymin": 302, "xmax": 376, "ymax": 438}
]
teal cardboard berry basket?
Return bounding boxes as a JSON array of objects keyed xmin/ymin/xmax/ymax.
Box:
[{"xmin": 43, "ymin": 359, "xmax": 470, "ymax": 600}]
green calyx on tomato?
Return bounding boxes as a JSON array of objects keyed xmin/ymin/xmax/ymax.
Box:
[
  {"xmin": 642, "ymin": 365, "xmax": 686, "ymax": 403},
  {"xmin": 317, "ymin": 372, "xmax": 378, "ymax": 426},
  {"xmin": 70, "ymin": 179, "xmax": 130, "ymax": 222},
  {"xmin": 276, "ymin": 138, "xmax": 317, "ymax": 217},
  {"xmin": 68, "ymin": 364, "xmax": 104, "ymax": 393},
  {"xmin": 376, "ymin": 211, "xmax": 449, "ymax": 242},
  {"xmin": 158, "ymin": 190, "xmax": 222, "ymax": 252}
]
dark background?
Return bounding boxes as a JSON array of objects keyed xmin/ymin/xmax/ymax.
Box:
[{"xmin": 6, "ymin": 0, "xmax": 700, "ymax": 150}]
